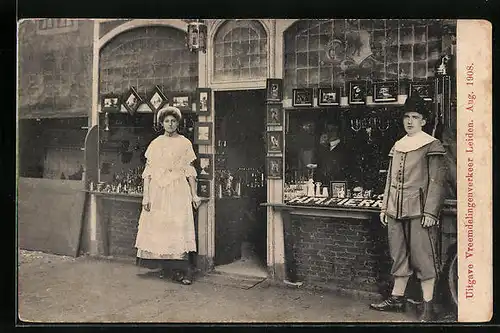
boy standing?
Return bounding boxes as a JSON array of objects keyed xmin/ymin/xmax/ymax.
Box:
[{"xmin": 369, "ymin": 93, "xmax": 447, "ymax": 322}]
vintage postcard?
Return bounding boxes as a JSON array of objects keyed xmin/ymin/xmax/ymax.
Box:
[{"xmin": 17, "ymin": 19, "xmax": 492, "ymax": 324}]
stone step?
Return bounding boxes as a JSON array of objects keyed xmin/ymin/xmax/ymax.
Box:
[{"xmin": 198, "ymin": 272, "xmax": 266, "ymax": 290}]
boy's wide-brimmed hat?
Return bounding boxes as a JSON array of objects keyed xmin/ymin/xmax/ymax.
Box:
[
  {"xmin": 157, "ymin": 106, "xmax": 182, "ymax": 122},
  {"xmin": 402, "ymin": 92, "xmax": 430, "ymax": 119}
]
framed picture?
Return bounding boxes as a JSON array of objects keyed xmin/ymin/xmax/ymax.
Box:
[
  {"xmin": 196, "ymin": 88, "xmax": 211, "ymax": 114},
  {"xmin": 266, "ymin": 78, "xmax": 283, "ymax": 102},
  {"xmin": 266, "ymin": 131, "xmax": 283, "ymax": 154},
  {"xmin": 146, "ymin": 85, "xmax": 168, "ymax": 113},
  {"xmin": 197, "ymin": 154, "xmax": 213, "ymax": 180},
  {"xmin": 123, "ymin": 87, "xmax": 142, "ymax": 115},
  {"xmin": 266, "ymin": 103, "xmax": 283, "ymax": 126},
  {"xmin": 373, "ymin": 81, "xmax": 398, "ymax": 102},
  {"xmin": 194, "ymin": 122, "xmax": 212, "ymax": 145},
  {"xmin": 330, "ymin": 181, "xmax": 348, "ymax": 198},
  {"xmin": 266, "ymin": 156, "xmax": 283, "ymax": 179},
  {"xmin": 348, "ymin": 81, "xmax": 367, "ymax": 105},
  {"xmin": 170, "ymin": 93, "xmax": 192, "ymax": 111},
  {"xmin": 197, "ymin": 180, "xmax": 211, "ymax": 198},
  {"xmin": 409, "ymin": 82, "xmax": 434, "ymax": 101},
  {"xmin": 101, "ymin": 94, "xmax": 121, "ymax": 113},
  {"xmin": 318, "ymin": 88, "xmax": 340, "ymax": 106},
  {"xmin": 292, "ymin": 88, "xmax": 314, "ymax": 107}
]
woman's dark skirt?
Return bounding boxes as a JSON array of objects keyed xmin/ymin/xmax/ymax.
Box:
[{"xmin": 136, "ymin": 252, "xmax": 196, "ymax": 279}]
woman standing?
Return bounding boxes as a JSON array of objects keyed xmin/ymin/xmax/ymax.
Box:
[{"xmin": 135, "ymin": 106, "xmax": 202, "ymax": 285}]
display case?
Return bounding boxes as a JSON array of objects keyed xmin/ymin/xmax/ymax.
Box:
[
  {"xmin": 282, "ymin": 76, "xmax": 454, "ymax": 209},
  {"xmin": 284, "ymin": 106, "xmax": 408, "ymax": 207}
]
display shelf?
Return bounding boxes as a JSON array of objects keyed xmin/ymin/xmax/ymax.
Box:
[
  {"xmin": 263, "ymin": 198, "xmax": 456, "ymax": 220},
  {"xmin": 84, "ymin": 190, "xmax": 143, "ymax": 203},
  {"xmin": 84, "ymin": 190, "xmax": 210, "ymax": 204},
  {"xmin": 263, "ymin": 202, "xmax": 377, "ymax": 220}
]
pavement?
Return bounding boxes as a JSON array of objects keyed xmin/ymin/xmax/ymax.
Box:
[{"xmin": 17, "ymin": 250, "xmax": 453, "ymax": 324}]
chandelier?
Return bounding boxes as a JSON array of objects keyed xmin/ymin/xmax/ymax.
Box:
[{"xmin": 187, "ymin": 19, "xmax": 207, "ymax": 53}]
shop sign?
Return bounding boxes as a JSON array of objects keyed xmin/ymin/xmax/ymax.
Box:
[{"xmin": 286, "ymin": 196, "xmax": 383, "ymax": 209}]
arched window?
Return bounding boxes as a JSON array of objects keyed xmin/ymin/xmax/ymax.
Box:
[
  {"xmin": 283, "ymin": 19, "xmax": 446, "ymax": 99},
  {"xmin": 213, "ymin": 20, "xmax": 268, "ymax": 82},
  {"xmin": 99, "ymin": 26, "xmax": 198, "ymax": 97}
]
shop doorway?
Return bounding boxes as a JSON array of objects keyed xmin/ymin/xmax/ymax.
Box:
[{"xmin": 213, "ymin": 89, "xmax": 267, "ymax": 277}]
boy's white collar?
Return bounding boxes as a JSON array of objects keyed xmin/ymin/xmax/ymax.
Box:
[{"xmin": 394, "ymin": 131, "xmax": 436, "ymax": 152}]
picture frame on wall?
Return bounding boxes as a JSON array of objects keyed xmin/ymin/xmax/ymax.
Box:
[
  {"xmin": 292, "ymin": 88, "xmax": 314, "ymax": 107},
  {"xmin": 146, "ymin": 85, "xmax": 168, "ymax": 113},
  {"xmin": 197, "ymin": 154, "xmax": 213, "ymax": 180},
  {"xmin": 348, "ymin": 81, "xmax": 367, "ymax": 105},
  {"xmin": 317, "ymin": 87, "xmax": 340, "ymax": 106},
  {"xmin": 197, "ymin": 179, "xmax": 211, "ymax": 198},
  {"xmin": 123, "ymin": 86, "xmax": 143, "ymax": 115},
  {"xmin": 193, "ymin": 122, "xmax": 212, "ymax": 145},
  {"xmin": 266, "ymin": 156, "xmax": 283, "ymax": 179},
  {"xmin": 373, "ymin": 81, "xmax": 398, "ymax": 102},
  {"xmin": 196, "ymin": 88, "xmax": 211, "ymax": 114},
  {"xmin": 266, "ymin": 78, "xmax": 283, "ymax": 102},
  {"xmin": 266, "ymin": 103, "xmax": 283, "ymax": 126},
  {"xmin": 101, "ymin": 93, "xmax": 121, "ymax": 113},
  {"xmin": 266, "ymin": 131, "xmax": 283, "ymax": 154},
  {"xmin": 409, "ymin": 81, "xmax": 434, "ymax": 101},
  {"xmin": 330, "ymin": 181, "xmax": 348, "ymax": 198},
  {"xmin": 170, "ymin": 93, "xmax": 192, "ymax": 112}
]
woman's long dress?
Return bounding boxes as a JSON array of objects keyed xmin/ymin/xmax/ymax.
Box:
[{"xmin": 135, "ymin": 135, "xmax": 198, "ymax": 260}]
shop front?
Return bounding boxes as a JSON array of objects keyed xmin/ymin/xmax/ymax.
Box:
[
  {"xmin": 82, "ymin": 19, "xmax": 457, "ymax": 302},
  {"xmin": 84, "ymin": 19, "xmax": 275, "ymax": 276},
  {"xmin": 84, "ymin": 20, "xmax": 203, "ymax": 263},
  {"xmin": 265, "ymin": 19, "xmax": 457, "ymax": 303}
]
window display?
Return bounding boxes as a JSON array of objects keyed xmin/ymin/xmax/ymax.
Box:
[{"xmin": 284, "ymin": 106, "xmax": 404, "ymax": 205}]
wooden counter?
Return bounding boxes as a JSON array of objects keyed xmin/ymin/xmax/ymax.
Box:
[
  {"xmin": 263, "ymin": 198, "xmax": 457, "ymax": 219},
  {"xmin": 263, "ymin": 202, "xmax": 378, "ymax": 220}
]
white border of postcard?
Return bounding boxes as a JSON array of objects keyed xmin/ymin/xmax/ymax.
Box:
[{"xmin": 456, "ymin": 19, "xmax": 492, "ymax": 322}]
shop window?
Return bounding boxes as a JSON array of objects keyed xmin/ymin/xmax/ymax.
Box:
[
  {"xmin": 99, "ymin": 26, "xmax": 198, "ymax": 97},
  {"xmin": 213, "ymin": 20, "xmax": 268, "ymax": 82},
  {"xmin": 283, "ymin": 19, "xmax": 447, "ymax": 100},
  {"xmin": 284, "ymin": 108, "xmax": 408, "ymax": 201}
]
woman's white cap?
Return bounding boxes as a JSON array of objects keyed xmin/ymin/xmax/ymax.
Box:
[{"xmin": 157, "ymin": 106, "xmax": 182, "ymax": 122}]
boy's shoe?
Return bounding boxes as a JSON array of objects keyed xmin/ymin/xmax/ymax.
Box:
[{"xmin": 369, "ymin": 295, "xmax": 406, "ymax": 312}]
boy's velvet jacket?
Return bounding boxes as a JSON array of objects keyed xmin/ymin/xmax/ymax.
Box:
[{"xmin": 382, "ymin": 138, "xmax": 447, "ymax": 220}]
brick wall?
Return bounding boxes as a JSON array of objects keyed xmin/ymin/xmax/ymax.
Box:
[
  {"xmin": 286, "ymin": 215, "xmax": 393, "ymax": 294},
  {"xmin": 103, "ymin": 200, "xmax": 200, "ymax": 259},
  {"xmin": 105, "ymin": 201, "xmax": 141, "ymax": 257}
]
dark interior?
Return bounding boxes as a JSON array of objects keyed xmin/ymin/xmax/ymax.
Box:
[
  {"xmin": 214, "ymin": 90, "xmax": 267, "ymax": 267},
  {"xmin": 18, "ymin": 117, "xmax": 88, "ymax": 179}
]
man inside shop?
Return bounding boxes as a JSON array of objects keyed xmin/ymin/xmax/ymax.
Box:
[
  {"xmin": 369, "ymin": 92, "xmax": 447, "ymax": 322},
  {"xmin": 315, "ymin": 124, "xmax": 349, "ymax": 186}
]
